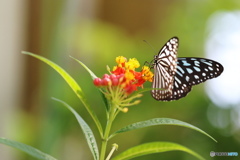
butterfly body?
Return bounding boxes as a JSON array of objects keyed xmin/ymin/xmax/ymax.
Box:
[{"xmin": 151, "ymin": 37, "xmax": 224, "ymax": 101}]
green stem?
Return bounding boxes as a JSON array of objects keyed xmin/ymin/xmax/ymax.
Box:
[{"xmin": 100, "ymin": 104, "xmax": 117, "ymax": 160}]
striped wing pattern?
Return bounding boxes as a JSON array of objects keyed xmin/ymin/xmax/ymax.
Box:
[
  {"xmin": 151, "ymin": 37, "xmax": 224, "ymax": 101},
  {"xmin": 151, "ymin": 37, "xmax": 179, "ymax": 100}
]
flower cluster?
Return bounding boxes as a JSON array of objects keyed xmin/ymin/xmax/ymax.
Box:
[
  {"xmin": 93, "ymin": 56, "xmax": 153, "ymax": 95},
  {"xmin": 93, "ymin": 56, "xmax": 153, "ymax": 112}
]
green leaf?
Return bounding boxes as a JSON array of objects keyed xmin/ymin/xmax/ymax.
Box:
[
  {"xmin": 0, "ymin": 137, "xmax": 57, "ymax": 160},
  {"xmin": 100, "ymin": 90, "xmax": 110, "ymax": 112},
  {"xmin": 52, "ymin": 98, "xmax": 99, "ymax": 160},
  {"xmin": 22, "ymin": 51, "xmax": 103, "ymax": 136},
  {"xmin": 110, "ymin": 118, "xmax": 217, "ymax": 142},
  {"xmin": 70, "ymin": 56, "xmax": 97, "ymax": 80},
  {"xmin": 112, "ymin": 141, "xmax": 204, "ymax": 160},
  {"xmin": 70, "ymin": 56, "xmax": 109, "ymax": 111}
]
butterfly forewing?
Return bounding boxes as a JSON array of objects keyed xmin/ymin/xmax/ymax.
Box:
[
  {"xmin": 176, "ymin": 58, "xmax": 224, "ymax": 86},
  {"xmin": 151, "ymin": 37, "xmax": 179, "ymax": 100}
]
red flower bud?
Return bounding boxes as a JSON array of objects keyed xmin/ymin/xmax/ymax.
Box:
[
  {"xmin": 102, "ymin": 77, "xmax": 112, "ymax": 86},
  {"xmin": 102, "ymin": 74, "xmax": 110, "ymax": 79},
  {"xmin": 117, "ymin": 74, "xmax": 125, "ymax": 83},
  {"xmin": 93, "ymin": 78, "xmax": 102, "ymax": 86},
  {"xmin": 110, "ymin": 74, "xmax": 117, "ymax": 80},
  {"xmin": 112, "ymin": 78, "xmax": 119, "ymax": 86}
]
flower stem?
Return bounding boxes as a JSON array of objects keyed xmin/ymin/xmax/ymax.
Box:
[{"xmin": 100, "ymin": 104, "xmax": 117, "ymax": 160}]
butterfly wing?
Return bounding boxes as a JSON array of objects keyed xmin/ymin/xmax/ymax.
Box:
[
  {"xmin": 151, "ymin": 37, "xmax": 179, "ymax": 100},
  {"xmin": 161, "ymin": 57, "xmax": 224, "ymax": 101}
]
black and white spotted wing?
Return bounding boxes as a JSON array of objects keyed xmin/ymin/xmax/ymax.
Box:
[
  {"xmin": 151, "ymin": 37, "xmax": 179, "ymax": 100},
  {"xmin": 150, "ymin": 37, "xmax": 224, "ymax": 101},
  {"xmin": 161, "ymin": 58, "xmax": 224, "ymax": 101}
]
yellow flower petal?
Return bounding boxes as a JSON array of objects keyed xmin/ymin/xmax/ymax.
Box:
[
  {"xmin": 129, "ymin": 58, "xmax": 140, "ymax": 68},
  {"xmin": 125, "ymin": 70, "xmax": 135, "ymax": 81},
  {"xmin": 142, "ymin": 66, "xmax": 153, "ymax": 82},
  {"xmin": 116, "ymin": 56, "xmax": 126, "ymax": 64}
]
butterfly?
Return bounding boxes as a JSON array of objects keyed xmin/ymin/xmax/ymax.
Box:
[{"xmin": 150, "ymin": 37, "xmax": 224, "ymax": 101}]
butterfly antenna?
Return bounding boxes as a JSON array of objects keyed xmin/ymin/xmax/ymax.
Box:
[
  {"xmin": 143, "ymin": 40, "xmax": 157, "ymax": 54},
  {"xmin": 143, "ymin": 40, "xmax": 156, "ymax": 68}
]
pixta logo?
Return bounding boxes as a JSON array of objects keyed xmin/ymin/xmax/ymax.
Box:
[{"xmin": 210, "ymin": 151, "xmax": 238, "ymax": 157}]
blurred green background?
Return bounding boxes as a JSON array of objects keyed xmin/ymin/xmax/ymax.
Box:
[{"xmin": 1, "ymin": 0, "xmax": 240, "ymax": 160}]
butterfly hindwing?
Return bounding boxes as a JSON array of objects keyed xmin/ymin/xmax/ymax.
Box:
[
  {"xmin": 162, "ymin": 68, "xmax": 192, "ymax": 101},
  {"xmin": 163, "ymin": 58, "xmax": 224, "ymax": 101}
]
